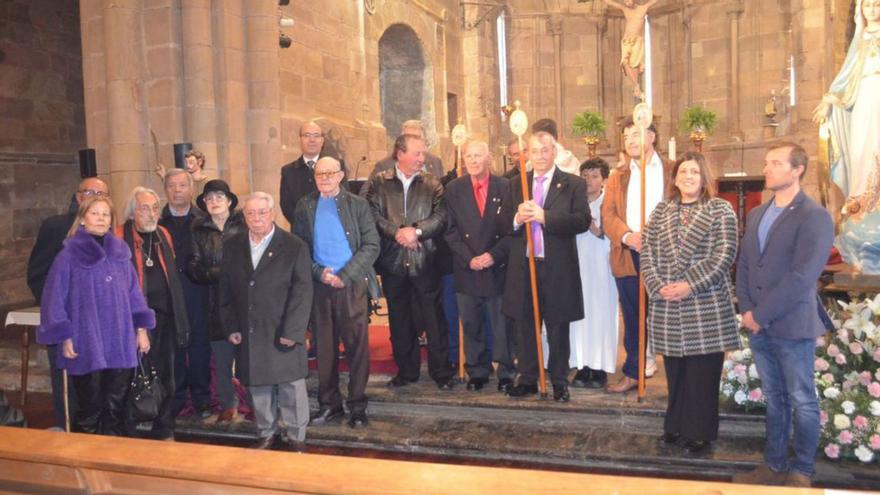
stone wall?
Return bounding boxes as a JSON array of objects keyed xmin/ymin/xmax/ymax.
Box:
[{"xmin": 0, "ymin": 0, "xmax": 85, "ymax": 308}]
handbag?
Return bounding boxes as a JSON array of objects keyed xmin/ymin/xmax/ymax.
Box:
[{"xmin": 125, "ymin": 354, "xmax": 166, "ymax": 423}]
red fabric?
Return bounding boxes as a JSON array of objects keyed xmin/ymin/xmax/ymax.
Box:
[
  {"xmin": 471, "ymin": 174, "xmax": 489, "ymax": 217},
  {"xmin": 307, "ymin": 324, "xmax": 421, "ymax": 375}
]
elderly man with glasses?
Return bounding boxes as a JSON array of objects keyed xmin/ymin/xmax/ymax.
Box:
[
  {"xmin": 294, "ymin": 157, "xmax": 379, "ymax": 428},
  {"xmin": 221, "ymin": 192, "xmax": 314, "ymax": 451}
]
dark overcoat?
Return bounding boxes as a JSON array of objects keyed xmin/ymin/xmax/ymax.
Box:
[
  {"xmin": 502, "ymin": 169, "xmax": 590, "ymax": 325},
  {"xmin": 641, "ymin": 198, "xmax": 741, "ymax": 357},
  {"xmin": 219, "ymin": 226, "xmax": 313, "ymax": 386}
]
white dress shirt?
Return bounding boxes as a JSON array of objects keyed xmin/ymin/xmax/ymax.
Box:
[
  {"xmin": 395, "ymin": 164, "xmax": 420, "ymax": 216},
  {"xmin": 249, "ymin": 225, "xmax": 276, "ymax": 269},
  {"xmin": 625, "ymin": 151, "xmax": 664, "ymax": 233}
]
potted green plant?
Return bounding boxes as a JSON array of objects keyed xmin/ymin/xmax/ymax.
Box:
[
  {"xmin": 679, "ymin": 105, "xmax": 717, "ymax": 152},
  {"xmin": 571, "ymin": 110, "xmax": 607, "ymax": 158}
]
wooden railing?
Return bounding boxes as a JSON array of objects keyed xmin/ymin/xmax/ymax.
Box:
[{"xmin": 0, "ymin": 427, "xmax": 834, "ymax": 494}]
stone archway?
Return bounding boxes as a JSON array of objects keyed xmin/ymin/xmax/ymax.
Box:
[{"xmin": 378, "ymin": 24, "xmax": 437, "ymax": 146}]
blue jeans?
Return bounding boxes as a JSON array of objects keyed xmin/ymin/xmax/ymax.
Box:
[
  {"xmin": 615, "ymin": 251, "xmax": 642, "ymax": 379},
  {"xmin": 749, "ymin": 331, "xmax": 819, "ymax": 477}
]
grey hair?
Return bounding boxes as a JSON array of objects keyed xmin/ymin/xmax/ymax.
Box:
[
  {"xmin": 243, "ymin": 191, "xmax": 275, "ymax": 210},
  {"xmin": 124, "ymin": 186, "xmax": 161, "ymax": 220},
  {"xmin": 164, "ymin": 167, "xmax": 194, "ymax": 187},
  {"xmin": 401, "ymin": 119, "xmax": 425, "ymax": 134},
  {"xmin": 315, "ymin": 156, "xmax": 342, "ymax": 172},
  {"xmin": 465, "ymin": 140, "xmax": 491, "ymax": 156}
]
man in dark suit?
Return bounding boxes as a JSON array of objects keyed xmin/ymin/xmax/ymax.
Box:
[
  {"xmin": 369, "ymin": 120, "xmax": 444, "ymax": 178},
  {"xmin": 221, "ymin": 192, "xmax": 314, "ymax": 451},
  {"xmin": 733, "ymin": 143, "xmax": 834, "ymax": 488},
  {"xmin": 444, "ymin": 141, "xmax": 514, "ymax": 392},
  {"xmin": 280, "ymin": 121, "xmax": 341, "ymax": 229},
  {"xmin": 27, "ymin": 176, "xmax": 108, "ymax": 429},
  {"xmin": 503, "ymin": 133, "xmax": 590, "ymax": 402}
]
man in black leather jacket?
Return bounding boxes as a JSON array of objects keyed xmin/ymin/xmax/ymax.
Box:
[{"xmin": 366, "ymin": 134, "xmax": 455, "ymax": 390}]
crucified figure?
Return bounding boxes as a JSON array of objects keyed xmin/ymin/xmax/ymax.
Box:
[{"xmin": 605, "ymin": 0, "xmax": 661, "ymax": 99}]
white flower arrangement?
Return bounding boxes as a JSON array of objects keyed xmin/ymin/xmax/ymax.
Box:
[{"xmin": 720, "ymin": 295, "xmax": 880, "ymax": 463}]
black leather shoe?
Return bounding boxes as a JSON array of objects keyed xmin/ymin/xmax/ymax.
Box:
[
  {"xmin": 659, "ymin": 432, "xmax": 681, "ymax": 444},
  {"xmin": 387, "ymin": 375, "xmax": 416, "ymax": 387},
  {"xmin": 507, "ymin": 383, "xmax": 538, "ymax": 397},
  {"xmin": 571, "ymin": 368, "xmax": 592, "ymax": 388},
  {"xmin": 553, "ymin": 384, "xmax": 570, "ymax": 403},
  {"xmin": 497, "ymin": 378, "xmax": 513, "ymax": 393},
  {"xmin": 436, "ymin": 378, "xmax": 456, "ymax": 390},
  {"xmin": 348, "ymin": 411, "xmax": 369, "ymax": 428},
  {"xmin": 683, "ymin": 439, "xmax": 711, "ymax": 454},
  {"xmin": 250, "ymin": 434, "xmax": 278, "ymax": 450},
  {"xmin": 284, "ymin": 439, "xmax": 307, "ymax": 453},
  {"xmin": 310, "ymin": 406, "xmax": 345, "ymax": 426},
  {"xmin": 466, "ymin": 378, "xmax": 488, "ymax": 391}
]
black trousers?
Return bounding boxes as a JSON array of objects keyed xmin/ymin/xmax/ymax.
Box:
[
  {"xmin": 313, "ymin": 280, "xmax": 370, "ymax": 413},
  {"xmin": 663, "ymin": 352, "xmax": 724, "ymax": 442},
  {"xmin": 71, "ymin": 367, "xmax": 132, "ymax": 436},
  {"xmin": 172, "ymin": 319, "xmax": 212, "ymax": 413},
  {"xmin": 383, "ymin": 271, "xmax": 453, "ymax": 383},
  {"xmin": 515, "ymin": 261, "xmax": 571, "ymax": 387},
  {"xmin": 127, "ymin": 310, "xmax": 176, "ymax": 439},
  {"xmin": 456, "ymin": 293, "xmax": 514, "ymax": 380}
]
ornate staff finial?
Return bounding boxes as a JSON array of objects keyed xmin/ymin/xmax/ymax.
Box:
[{"xmin": 509, "ymin": 100, "xmax": 529, "ymax": 137}]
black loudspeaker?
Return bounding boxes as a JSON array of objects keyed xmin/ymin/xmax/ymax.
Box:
[
  {"xmin": 173, "ymin": 143, "xmax": 193, "ymax": 169},
  {"xmin": 78, "ymin": 149, "xmax": 97, "ymax": 178}
]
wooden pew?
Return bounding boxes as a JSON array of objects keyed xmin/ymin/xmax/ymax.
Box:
[{"xmin": 0, "ymin": 427, "xmax": 834, "ymax": 494}]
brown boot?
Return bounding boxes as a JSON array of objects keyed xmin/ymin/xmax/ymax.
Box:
[
  {"xmin": 784, "ymin": 472, "xmax": 812, "ymax": 488},
  {"xmin": 605, "ymin": 376, "xmax": 637, "ymax": 393},
  {"xmin": 732, "ymin": 464, "xmax": 787, "ymax": 485}
]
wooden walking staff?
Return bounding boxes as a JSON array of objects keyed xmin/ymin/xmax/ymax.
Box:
[
  {"xmin": 63, "ymin": 368, "xmax": 70, "ymax": 432},
  {"xmin": 510, "ymin": 101, "xmax": 548, "ymax": 398},
  {"xmin": 633, "ymin": 102, "xmax": 653, "ymax": 402},
  {"xmin": 451, "ymin": 123, "xmax": 468, "ymax": 383}
]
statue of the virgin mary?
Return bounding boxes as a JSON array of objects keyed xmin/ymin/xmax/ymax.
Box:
[{"xmin": 814, "ymin": 0, "xmax": 880, "ymax": 273}]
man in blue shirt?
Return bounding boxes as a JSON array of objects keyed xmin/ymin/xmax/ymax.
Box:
[
  {"xmin": 734, "ymin": 143, "xmax": 834, "ymax": 488},
  {"xmin": 294, "ymin": 157, "xmax": 380, "ymax": 428}
]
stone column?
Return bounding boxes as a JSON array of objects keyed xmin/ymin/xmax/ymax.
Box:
[
  {"xmin": 547, "ymin": 15, "xmax": 564, "ymax": 129},
  {"xmin": 244, "ymin": 4, "xmax": 282, "ymax": 203},
  {"xmin": 181, "ymin": 0, "xmax": 219, "ymax": 177},
  {"xmin": 102, "ymin": 0, "xmax": 150, "ymax": 208},
  {"xmin": 726, "ymin": 1, "xmax": 744, "ymax": 139},
  {"xmin": 214, "ymin": 0, "xmax": 249, "ymax": 191},
  {"xmin": 80, "ymin": 0, "xmax": 109, "ymax": 179}
]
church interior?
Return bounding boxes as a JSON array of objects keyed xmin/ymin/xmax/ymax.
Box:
[{"xmin": 1, "ymin": 0, "xmax": 880, "ymax": 493}]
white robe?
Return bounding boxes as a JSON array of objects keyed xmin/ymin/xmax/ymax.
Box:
[{"xmin": 541, "ymin": 192, "xmax": 619, "ymax": 372}]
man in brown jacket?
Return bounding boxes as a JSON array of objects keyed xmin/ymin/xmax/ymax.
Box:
[{"xmin": 601, "ymin": 116, "xmax": 672, "ymax": 393}]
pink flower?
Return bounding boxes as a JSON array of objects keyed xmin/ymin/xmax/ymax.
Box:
[
  {"xmin": 870, "ymin": 435, "xmax": 880, "ymax": 450},
  {"xmin": 734, "ymin": 364, "xmax": 747, "ymax": 376},
  {"xmin": 820, "ymin": 410, "xmax": 829, "ymax": 426},
  {"xmin": 827, "ymin": 344, "xmax": 841, "ymax": 357},
  {"xmin": 876, "ymin": 369, "xmax": 880, "ymax": 382},
  {"xmin": 854, "ymin": 415, "xmax": 870, "ymax": 430},
  {"xmin": 860, "ymin": 371, "xmax": 874, "ymax": 387},
  {"xmin": 869, "ymin": 382, "xmax": 880, "ymax": 398},
  {"xmin": 838, "ymin": 430, "xmax": 854, "ymax": 444},
  {"xmin": 823, "ymin": 373, "xmax": 835, "ymax": 383},
  {"xmin": 837, "ymin": 329, "xmax": 850, "ymax": 344},
  {"xmin": 836, "ymin": 353, "xmax": 847, "ymax": 365},
  {"xmin": 850, "ymin": 342, "xmax": 864, "ymax": 355},
  {"xmin": 748, "ymin": 389, "xmax": 764, "ymax": 402},
  {"xmin": 825, "ymin": 443, "xmax": 841, "ymax": 459},
  {"xmin": 874, "ymin": 347, "xmax": 880, "ymax": 363},
  {"xmin": 815, "ymin": 358, "xmax": 830, "ymax": 371},
  {"xmin": 844, "ymin": 380, "xmax": 855, "ymax": 391}
]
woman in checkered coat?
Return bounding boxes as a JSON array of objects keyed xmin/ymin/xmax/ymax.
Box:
[{"xmin": 641, "ymin": 151, "xmax": 740, "ymax": 454}]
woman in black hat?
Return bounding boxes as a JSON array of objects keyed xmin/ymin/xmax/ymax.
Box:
[{"xmin": 187, "ymin": 180, "xmax": 246, "ymax": 422}]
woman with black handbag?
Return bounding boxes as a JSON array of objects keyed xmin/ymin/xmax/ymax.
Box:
[{"xmin": 37, "ymin": 196, "xmax": 154, "ymax": 435}]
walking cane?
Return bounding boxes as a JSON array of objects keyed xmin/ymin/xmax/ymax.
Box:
[
  {"xmin": 62, "ymin": 368, "xmax": 70, "ymax": 432},
  {"xmin": 510, "ymin": 102, "xmax": 548, "ymax": 398},
  {"xmin": 633, "ymin": 102, "xmax": 653, "ymax": 402},
  {"xmin": 451, "ymin": 123, "xmax": 469, "ymax": 383}
]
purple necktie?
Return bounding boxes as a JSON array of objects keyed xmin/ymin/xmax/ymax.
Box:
[{"xmin": 531, "ymin": 176, "xmax": 546, "ymax": 258}]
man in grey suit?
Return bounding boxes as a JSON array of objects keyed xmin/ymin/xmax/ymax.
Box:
[{"xmin": 733, "ymin": 142, "xmax": 834, "ymax": 488}]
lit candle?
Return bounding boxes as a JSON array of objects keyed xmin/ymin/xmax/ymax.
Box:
[{"xmin": 668, "ymin": 137, "xmax": 676, "ymax": 161}]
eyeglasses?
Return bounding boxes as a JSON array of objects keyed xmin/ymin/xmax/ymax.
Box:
[
  {"xmin": 314, "ymin": 170, "xmax": 342, "ymax": 179},
  {"xmin": 135, "ymin": 204, "xmax": 161, "ymax": 214},
  {"xmin": 204, "ymin": 192, "xmax": 227, "ymax": 202},
  {"xmin": 300, "ymin": 132, "xmax": 323, "ymax": 139},
  {"xmin": 79, "ymin": 189, "xmax": 108, "ymax": 197},
  {"xmin": 244, "ymin": 209, "xmax": 271, "ymax": 218}
]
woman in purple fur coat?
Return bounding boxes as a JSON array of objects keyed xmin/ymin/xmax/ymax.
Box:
[{"xmin": 37, "ymin": 196, "xmax": 155, "ymax": 435}]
